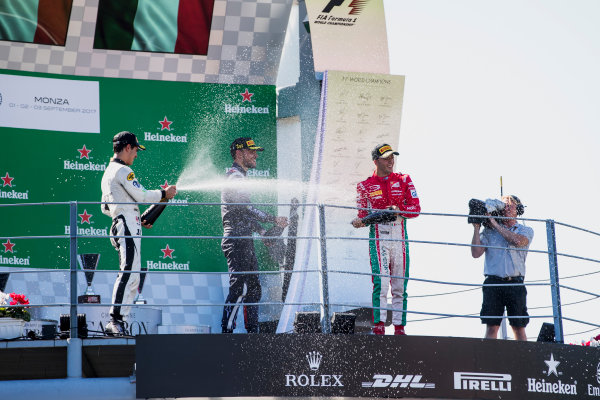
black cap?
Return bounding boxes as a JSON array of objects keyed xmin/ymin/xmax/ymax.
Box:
[
  {"xmin": 113, "ymin": 131, "xmax": 146, "ymax": 150},
  {"xmin": 230, "ymin": 137, "xmax": 264, "ymax": 157},
  {"xmin": 371, "ymin": 143, "xmax": 399, "ymax": 160}
]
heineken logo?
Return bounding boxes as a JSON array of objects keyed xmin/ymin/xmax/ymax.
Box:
[
  {"xmin": 224, "ymin": 88, "xmax": 270, "ymax": 114},
  {"xmin": 526, "ymin": 354, "xmax": 577, "ymax": 395},
  {"xmin": 0, "ymin": 254, "xmax": 30, "ymax": 266},
  {"xmin": 2, "ymin": 172, "xmax": 14, "ymax": 187},
  {"xmin": 240, "ymin": 88, "xmax": 254, "ymax": 102},
  {"xmin": 2, "ymin": 239, "xmax": 15, "ymax": 253},
  {"xmin": 78, "ymin": 144, "xmax": 92, "ymax": 159},
  {"xmin": 224, "ymin": 104, "xmax": 270, "ymax": 114},
  {"xmin": 146, "ymin": 260, "xmax": 190, "ymax": 271},
  {"xmin": 64, "ymin": 226, "xmax": 108, "ymax": 237},
  {"xmin": 143, "ymin": 116, "xmax": 188, "ymax": 143},
  {"xmin": 63, "ymin": 209, "xmax": 108, "ymax": 236},
  {"xmin": 223, "ymin": 168, "xmax": 271, "ymax": 177},
  {"xmin": 144, "ymin": 131, "xmax": 188, "ymax": 143},
  {"xmin": 159, "ymin": 116, "xmax": 173, "ymax": 131},
  {"xmin": 161, "ymin": 244, "xmax": 175, "ymax": 259},
  {"xmin": 0, "ymin": 172, "xmax": 29, "ymax": 200},
  {"xmin": 63, "ymin": 146, "xmax": 106, "ymax": 172},
  {"xmin": 0, "ymin": 240, "xmax": 30, "ymax": 266},
  {"xmin": 146, "ymin": 244, "xmax": 190, "ymax": 270},
  {"xmin": 63, "ymin": 160, "xmax": 106, "ymax": 171},
  {"xmin": 79, "ymin": 209, "xmax": 92, "ymax": 224},
  {"xmin": 0, "ymin": 189, "xmax": 29, "ymax": 200}
]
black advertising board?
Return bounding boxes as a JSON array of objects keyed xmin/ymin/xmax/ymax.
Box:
[{"xmin": 136, "ymin": 334, "xmax": 600, "ymax": 399}]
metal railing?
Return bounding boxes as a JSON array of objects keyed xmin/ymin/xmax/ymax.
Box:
[{"xmin": 1, "ymin": 200, "xmax": 600, "ymax": 344}]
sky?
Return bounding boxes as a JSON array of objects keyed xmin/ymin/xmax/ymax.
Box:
[{"xmin": 381, "ymin": 0, "xmax": 600, "ymax": 342}]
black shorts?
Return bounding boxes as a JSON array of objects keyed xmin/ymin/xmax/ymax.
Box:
[{"xmin": 480, "ymin": 276, "xmax": 529, "ymax": 327}]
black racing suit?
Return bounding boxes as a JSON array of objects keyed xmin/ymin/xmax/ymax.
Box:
[{"xmin": 221, "ymin": 162, "xmax": 275, "ymax": 333}]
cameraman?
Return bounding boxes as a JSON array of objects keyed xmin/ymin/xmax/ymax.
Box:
[{"xmin": 470, "ymin": 195, "xmax": 534, "ymax": 341}]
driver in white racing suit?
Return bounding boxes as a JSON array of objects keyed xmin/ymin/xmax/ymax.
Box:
[{"xmin": 101, "ymin": 131, "xmax": 177, "ymax": 335}]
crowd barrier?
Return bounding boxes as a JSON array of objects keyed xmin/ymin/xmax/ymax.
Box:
[{"xmin": 1, "ymin": 201, "xmax": 599, "ymax": 344}]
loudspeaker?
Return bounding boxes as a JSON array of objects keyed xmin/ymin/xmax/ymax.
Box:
[
  {"xmin": 41, "ymin": 324, "xmax": 57, "ymax": 340},
  {"xmin": 537, "ymin": 322, "xmax": 555, "ymax": 342},
  {"xmin": 331, "ymin": 312, "xmax": 355, "ymax": 334},
  {"xmin": 59, "ymin": 313, "xmax": 88, "ymax": 338},
  {"xmin": 293, "ymin": 312, "xmax": 321, "ymax": 333}
]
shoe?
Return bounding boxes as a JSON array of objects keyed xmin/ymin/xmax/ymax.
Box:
[
  {"xmin": 394, "ymin": 325, "xmax": 406, "ymax": 336},
  {"xmin": 105, "ymin": 319, "xmax": 126, "ymax": 336},
  {"xmin": 372, "ymin": 322, "xmax": 385, "ymax": 335}
]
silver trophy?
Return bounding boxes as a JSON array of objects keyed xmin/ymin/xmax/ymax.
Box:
[
  {"xmin": 77, "ymin": 253, "xmax": 101, "ymax": 303},
  {"xmin": 134, "ymin": 268, "xmax": 147, "ymax": 304}
]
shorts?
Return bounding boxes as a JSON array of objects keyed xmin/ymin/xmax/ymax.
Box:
[{"xmin": 480, "ymin": 276, "xmax": 529, "ymax": 327}]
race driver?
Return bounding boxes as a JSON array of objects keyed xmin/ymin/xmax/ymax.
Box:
[
  {"xmin": 351, "ymin": 143, "xmax": 421, "ymax": 335},
  {"xmin": 101, "ymin": 131, "xmax": 177, "ymax": 335},
  {"xmin": 221, "ymin": 137, "xmax": 288, "ymax": 333}
]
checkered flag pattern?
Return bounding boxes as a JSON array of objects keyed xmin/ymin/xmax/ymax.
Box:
[
  {"xmin": 0, "ymin": 0, "xmax": 293, "ymax": 331},
  {"xmin": 0, "ymin": 0, "xmax": 292, "ymax": 84}
]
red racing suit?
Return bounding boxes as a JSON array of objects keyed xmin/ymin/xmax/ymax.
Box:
[{"xmin": 356, "ymin": 172, "xmax": 421, "ymax": 326}]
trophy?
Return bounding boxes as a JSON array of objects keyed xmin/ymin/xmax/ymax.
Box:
[
  {"xmin": 134, "ymin": 268, "xmax": 147, "ymax": 304},
  {"xmin": 77, "ymin": 253, "xmax": 101, "ymax": 304}
]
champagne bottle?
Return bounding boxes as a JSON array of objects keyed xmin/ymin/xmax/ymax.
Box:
[{"xmin": 141, "ymin": 198, "xmax": 168, "ymax": 226}]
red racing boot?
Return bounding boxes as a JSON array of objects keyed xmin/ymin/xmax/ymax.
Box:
[
  {"xmin": 372, "ymin": 322, "xmax": 385, "ymax": 335},
  {"xmin": 394, "ymin": 325, "xmax": 406, "ymax": 336}
]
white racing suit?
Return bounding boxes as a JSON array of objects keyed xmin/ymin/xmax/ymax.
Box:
[{"xmin": 100, "ymin": 158, "xmax": 163, "ymax": 321}]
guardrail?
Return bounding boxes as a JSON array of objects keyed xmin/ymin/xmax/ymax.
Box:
[{"xmin": 1, "ymin": 201, "xmax": 600, "ymax": 344}]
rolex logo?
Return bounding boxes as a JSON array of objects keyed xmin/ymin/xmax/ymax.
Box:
[
  {"xmin": 306, "ymin": 351, "xmax": 322, "ymax": 371},
  {"xmin": 285, "ymin": 351, "xmax": 343, "ymax": 387}
]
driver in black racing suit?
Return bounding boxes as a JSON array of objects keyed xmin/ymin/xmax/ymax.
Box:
[{"xmin": 221, "ymin": 137, "xmax": 288, "ymax": 333}]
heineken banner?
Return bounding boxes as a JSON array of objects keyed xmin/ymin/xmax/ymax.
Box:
[
  {"xmin": 0, "ymin": 69, "xmax": 278, "ymax": 276},
  {"xmin": 137, "ymin": 334, "xmax": 600, "ymax": 399}
]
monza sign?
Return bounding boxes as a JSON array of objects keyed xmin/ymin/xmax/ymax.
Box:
[{"xmin": 136, "ymin": 334, "xmax": 600, "ymax": 399}]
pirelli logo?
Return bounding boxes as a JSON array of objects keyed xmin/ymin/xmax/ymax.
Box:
[
  {"xmin": 379, "ymin": 145, "xmax": 392, "ymax": 154},
  {"xmin": 369, "ymin": 190, "xmax": 382, "ymax": 197},
  {"xmin": 454, "ymin": 372, "xmax": 512, "ymax": 392}
]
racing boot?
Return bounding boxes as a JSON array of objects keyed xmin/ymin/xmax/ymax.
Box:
[
  {"xmin": 394, "ymin": 324, "xmax": 406, "ymax": 336},
  {"xmin": 372, "ymin": 322, "xmax": 385, "ymax": 335},
  {"xmin": 105, "ymin": 318, "xmax": 126, "ymax": 336}
]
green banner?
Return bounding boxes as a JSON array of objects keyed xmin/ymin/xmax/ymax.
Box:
[{"xmin": 0, "ymin": 69, "xmax": 277, "ymax": 274}]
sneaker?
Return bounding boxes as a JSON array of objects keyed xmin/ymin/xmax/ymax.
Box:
[
  {"xmin": 372, "ymin": 322, "xmax": 385, "ymax": 335},
  {"xmin": 105, "ymin": 319, "xmax": 126, "ymax": 336},
  {"xmin": 394, "ymin": 325, "xmax": 406, "ymax": 336}
]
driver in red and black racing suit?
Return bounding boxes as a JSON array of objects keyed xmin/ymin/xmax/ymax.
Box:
[{"xmin": 352, "ymin": 143, "xmax": 420, "ymax": 335}]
